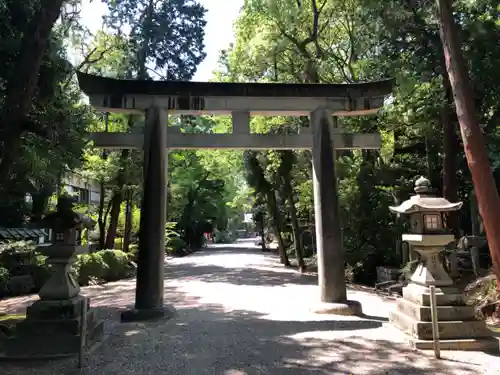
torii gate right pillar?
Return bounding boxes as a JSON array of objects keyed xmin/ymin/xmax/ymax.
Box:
[{"xmin": 310, "ymin": 108, "xmax": 362, "ymax": 315}]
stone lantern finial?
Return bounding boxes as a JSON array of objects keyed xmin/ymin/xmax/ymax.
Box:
[{"xmin": 414, "ymin": 176, "xmax": 432, "ymax": 195}]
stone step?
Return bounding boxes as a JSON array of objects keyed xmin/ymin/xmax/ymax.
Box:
[
  {"xmin": 390, "ymin": 309, "xmax": 491, "ymax": 341},
  {"xmin": 396, "ymin": 298, "xmax": 475, "ymax": 322},
  {"xmin": 402, "ymin": 284, "xmax": 465, "ymax": 307},
  {"xmin": 2, "ymin": 319, "xmax": 104, "ymax": 359},
  {"xmin": 410, "ymin": 337, "xmax": 498, "ymax": 352}
]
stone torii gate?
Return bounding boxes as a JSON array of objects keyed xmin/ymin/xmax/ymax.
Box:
[{"xmin": 77, "ymin": 72, "xmax": 393, "ymax": 321}]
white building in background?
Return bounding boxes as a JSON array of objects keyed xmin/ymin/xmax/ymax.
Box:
[
  {"xmin": 61, "ymin": 174, "xmax": 101, "ymax": 204},
  {"xmin": 25, "ymin": 173, "xmax": 101, "ymax": 206}
]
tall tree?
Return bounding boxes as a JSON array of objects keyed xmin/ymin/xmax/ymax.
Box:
[
  {"xmin": 100, "ymin": 0, "xmax": 207, "ymax": 247},
  {"xmin": 436, "ymin": 0, "xmax": 500, "ymax": 285},
  {"xmin": 0, "ymin": 0, "xmax": 66, "ymax": 185}
]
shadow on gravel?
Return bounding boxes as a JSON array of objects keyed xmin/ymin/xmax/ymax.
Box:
[
  {"xmin": 167, "ymin": 262, "xmax": 318, "ymax": 286},
  {"xmin": 0, "ymin": 245, "xmax": 489, "ymax": 375},
  {"xmin": 2, "ymin": 302, "xmax": 482, "ymax": 375}
]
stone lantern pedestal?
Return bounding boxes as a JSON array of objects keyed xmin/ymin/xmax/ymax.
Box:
[
  {"xmin": 388, "ymin": 177, "xmax": 497, "ymax": 351},
  {"xmin": 0, "ymin": 195, "xmax": 104, "ymax": 359}
]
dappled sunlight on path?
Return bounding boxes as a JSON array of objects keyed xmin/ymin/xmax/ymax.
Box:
[{"xmin": 0, "ymin": 240, "xmax": 496, "ymax": 374}]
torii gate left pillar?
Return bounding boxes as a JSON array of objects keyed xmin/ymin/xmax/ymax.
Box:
[{"xmin": 121, "ymin": 107, "xmax": 172, "ymax": 322}]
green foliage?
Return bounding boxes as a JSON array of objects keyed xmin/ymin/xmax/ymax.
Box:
[
  {"xmin": 104, "ymin": 0, "xmax": 207, "ymax": 80},
  {"xmin": 0, "ymin": 240, "xmax": 51, "ymax": 294},
  {"xmin": 0, "ymin": 267, "xmax": 9, "ymax": 296},
  {"xmin": 0, "ymin": 241, "xmax": 38, "ymax": 275},
  {"xmin": 74, "ymin": 252, "xmax": 109, "ymax": 286},
  {"xmin": 213, "ymin": 229, "xmax": 236, "ymax": 244},
  {"xmin": 0, "ymin": 1, "xmax": 91, "ymax": 226},
  {"xmin": 2, "ymin": 0, "xmax": 500, "ymax": 290},
  {"xmin": 126, "ymin": 243, "xmax": 139, "ymax": 261},
  {"xmin": 117, "ymin": 203, "xmax": 141, "ymax": 237},
  {"xmin": 98, "ymin": 249, "xmax": 133, "ymax": 281},
  {"xmin": 164, "ymin": 222, "xmax": 185, "ymax": 254},
  {"xmin": 74, "ymin": 249, "xmax": 134, "ymax": 285}
]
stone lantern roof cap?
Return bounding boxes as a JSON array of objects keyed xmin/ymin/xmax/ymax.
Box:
[
  {"xmin": 389, "ymin": 176, "xmax": 463, "ymax": 214},
  {"xmin": 41, "ymin": 194, "xmax": 96, "ymax": 230}
]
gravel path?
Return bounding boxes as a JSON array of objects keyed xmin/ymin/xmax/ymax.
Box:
[{"xmin": 1, "ymin": 240, "xmax": 499, "ymax": 374}]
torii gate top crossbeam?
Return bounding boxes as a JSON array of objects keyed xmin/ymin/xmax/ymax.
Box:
[{"xmin": 77, "ymin": 72, "xmax": 393, "ymax": 117}]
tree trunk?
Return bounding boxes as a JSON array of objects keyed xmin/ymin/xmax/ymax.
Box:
[
  {"xmin": 441, "ymin": 77, "xmax": 460, "ymax": 237},
  {"xmin": 0, "ymin": 0, "xmax": 65, "ymax": 183},
  {"xmin": 105, "ymin": 148, "xmax": 130, "ymax": 249},
  {"xmin": 283, "ymin": 173, "xmax": 305, "ymax": 272},
  {"xmin": 97, "ymin": 180, "xmax": 107, "ymax": 250},
  {"xmin": 30, "ymin": 184, "xmax": 54, "ymax": 222},
  {"xmin": 267, "ymin": 190, "xmax": 290, "ymax": 266},
  {"xmin": 437, "ymin": 0, "xmax": 500, "ymax": 289},
  {"xmin": 258, "ymin": 219, "xmax": 267, "ymax": 252},
  {"xmin": 123, "ymin": 189, "xmax": 133, "ymax": 253},
  {"xmin": 105, "ymin": 191, "xmax": 123, "ymax": 249}
]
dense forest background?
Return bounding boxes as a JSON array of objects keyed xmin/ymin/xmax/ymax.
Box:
[{"xmin": 0, "ymin": 0, "xmax": 499, "ymax": 289}]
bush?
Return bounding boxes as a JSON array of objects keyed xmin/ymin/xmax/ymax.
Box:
[
  {"xmin": 165, "ymin": 222, "xmax": 185, "ymax": 255},
  {"xmin": 126, "ymin": 244, "xmax": 138, "ymax": 262},
  {"xmin": 97, "ymin": 250, "xmax": 134, "ymax": 281},
  {"xmin": 166, "ymin": 236, "xmax": 185, "ymax": 254},
  {"xmin": 213, "ymin": 230, "xmax": 235, "ymax": 244},
  {"xmin": 0, "ymin": 267, "xmax": 9, "ymax": 297},
  {"xmin": 0, "ymin": 241, "xmax": 37, "ymax": 275},
  {"xmin": 6, "ymin": 275, "xmax": 34, "ymax": 296},
  {"xmin": 114, "ymin": 237, "xmax": 123, "ymax": 250},
  {"xmin": 74, "ymin": 252, "xmax": 108, "ymax": 286},
  {"xmin": 0, "ymin": 240, "xmax": 51, "ymax": 294}
]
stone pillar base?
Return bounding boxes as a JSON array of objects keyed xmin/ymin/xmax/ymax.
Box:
[
  {"xmin": 390, "ymin": 283, "xmax": 497, "ymax": 351},
  {"xmin": 0, "ymin": 296, "xmax": 104, "ymax": 359},
  {"xmin": 311, "ymin": 300, "xmax": 362, "ymax": 316},
  {"xmin": 121, "ymin": 304, "xmax": 176, "ymax": 323}
]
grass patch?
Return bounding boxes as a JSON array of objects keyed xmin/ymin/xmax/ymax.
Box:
[
  {"xmin": 0, "ymin": 314, "xmax": 25, "ymax": 322},
  {"xmin": 0, "ymin": 313, "xmax": 25, "ymax": 329},
  {"xmin": 0, "ymin": 314, "xmax": 25, "ymax": 337}
]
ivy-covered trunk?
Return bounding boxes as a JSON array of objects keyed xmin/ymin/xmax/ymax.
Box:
[
  {"xmin": 283, "ymin": 172, "xmax": 305, "ymax": 271},
  {"xmin": 122, "ymin": 189, "xmax": 133, "ymax": 253},
  {"xmin": 266, "ymin": 190, "xmax": 290, "ymax": 266},
  {"xmin": 97, "ymin": 180, "xmax": 107, "ymax": 250},
  {"xmin": 105, "ymin": 148, "xmax": 130, "ymax": 249},
  {"xmin": 105, "ymin": 189, "xmax": 123, "ymax": 249}
]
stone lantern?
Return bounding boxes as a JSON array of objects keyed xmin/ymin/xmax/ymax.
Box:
[
  {"xmin": 388, "ymin": 177, "xmax": 496, "ymax": 351},
  {"xmin": 1, "ymin": 194, "xmax": 103, "ymax": 359},
  {"xmin": 390, "ymin": 176, "xmax": 462, "ymax": 287},
  {"xmin": 38, "ymin": 195, "xmax": 93, "ymax": 300}
]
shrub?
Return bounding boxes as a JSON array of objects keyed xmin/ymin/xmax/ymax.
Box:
[
  {"xmin": 97, "ymin": 250, "xmax": 134, "ymax": 281},
  {"xmin": 213, "ymin": 230, "xmax": 234, "ymax": 244},
  {"xmin": 0, "ymin": 267, "xmax": 9, "ymax": 297},
  {"xmin": 0, "ymin": 241, "xmax": 37, "ymax": 275},
  {"xmin": 114, "ymin": 237, "xmax": 123, "ymax": 250},
  {"xmin": 126, "ymin": 244, "xmax": 138, "ymax": 262},
  {"xmin": 75, "ymin": 252, "xmax": 108, "ymax": 286},
  {"xmin": 0, "ymin": 240, "xmax": 51, "ymax": 294},
  {"xmin": 6, "ymin": 275, "xmax": 34, "ymax": 296},
  {"xmin": 166, "ymin": 236, "xmax": 185, "ymax": 254},
  {"xmin": 165, "ymin": 222, "xmax": 185, "ymax": 255}
]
